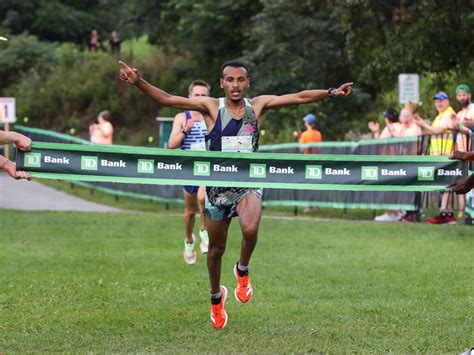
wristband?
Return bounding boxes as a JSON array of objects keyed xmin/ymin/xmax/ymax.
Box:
[
  {"xmin": 327, "ymin": 88, "xmax": 336, "ymax": 98},
  {"xmin": 179, "ymin": 127, "xmax": 188, "ymax": 135}
]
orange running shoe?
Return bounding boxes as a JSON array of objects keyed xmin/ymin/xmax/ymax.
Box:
[
  {"xmin": 210, "ymin": 286, "xmax": 228, "ymax": 330},
  {"xmin": 234, "ymin": 263, "xmax": 253, "ymax": 303}
]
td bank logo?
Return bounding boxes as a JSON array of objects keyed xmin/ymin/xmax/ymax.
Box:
[
  {"xmin": 305, "ymin": 165, "xmax": 322, "ymax": 179},
  {"xmin": 81, "ymin": 156, "xmax": 98, "ymax": 171},
  {"xmin": 137, "ymin": 159, "xmax": 154, "ymax": 174},
  {"xmin": 24, "ymin": 152, "xmax": 41, "ymax": 168},
  {"xmin": 418, "ymin": 166, "xmax": 435, "ymax": 181},
  {"xmin": 194, "ymin": 161, "xmax": 210, "ymax": 176},
  {"xmin": 361, "ymin": 166, "xmax": 379, "ymax": 181},
  {"xmin": 249, "ymin": 164, "xmax": 266, "ymax": 178}
]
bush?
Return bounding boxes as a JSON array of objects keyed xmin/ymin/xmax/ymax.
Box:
[
  {"xmin": 0, "ymin": 34, "xmax": 56, "ymax": 91},
  {"xmin": 4, "ymin": 39, "xmax": 185, "ymax": 144}
]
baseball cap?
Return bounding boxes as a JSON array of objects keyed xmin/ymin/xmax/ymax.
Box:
[
  {"xmin": 433, "ymin": 92, "xmax": 449, "ymax": 100},
  {"xmin": 303, "ymin": 114, "xmax": 317, "ymax": 124},
  {"xmin": 383, "ymin": 108, "xmax": 399, "ymax": 121},
  {"xmin": 456, "ymin": 84, "xmax": 471, "ymax": 94}
]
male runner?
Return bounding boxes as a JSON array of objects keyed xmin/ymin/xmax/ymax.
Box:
[
  {"xmin": 119, "ymin": 59, "xmax": 353, "ymax": 329},
  {"xmin": 168, "ymin": 80, "xmax": 211, "ymax": 265}
]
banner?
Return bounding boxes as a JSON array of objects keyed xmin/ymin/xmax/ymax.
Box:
[{"xmin": 17, "ymin": 142, "xmax": 466, "ymax": 192}]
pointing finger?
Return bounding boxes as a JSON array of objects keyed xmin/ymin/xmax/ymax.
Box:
[{"xmin": 118, "ymin": 60, "xmax": 130, "ymax": 69}]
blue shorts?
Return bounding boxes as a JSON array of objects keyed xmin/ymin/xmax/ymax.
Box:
[{"xmin": 183, "ymin": 185, "xmax": 199, "ymax": 194}]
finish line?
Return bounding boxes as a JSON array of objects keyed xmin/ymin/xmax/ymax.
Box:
[{"xmin": 16, "ymin": 142, "xmax": 466, "ymax": 192}]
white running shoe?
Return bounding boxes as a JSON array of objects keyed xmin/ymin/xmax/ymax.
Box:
[
  {"xmin": 199, "ymin": 229, "xmax": 209, "ymax": 254},
  {"xmin": 183, "ymin": 234, "xmax": 197, "ymax": 265},
  {"xmin": 374, "ymin": 213, "xmax": 401, "ymax": 222}
]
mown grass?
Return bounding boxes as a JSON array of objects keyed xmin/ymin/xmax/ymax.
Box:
[{"xmin": 0, "ymin": 210, "xmax": 473, "ymax": 352}]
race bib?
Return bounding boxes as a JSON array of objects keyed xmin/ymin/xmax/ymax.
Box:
[
  {"xmin": 221, "ymin": 136, "xmax": 253, "ymax": 153},
  {"xmin": 190, "ymin": 142, "xmax": 206, "ymax": 151}
]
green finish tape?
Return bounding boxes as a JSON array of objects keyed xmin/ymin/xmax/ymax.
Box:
[{"xmin": 17, "ymin": 142, "xmax": 466, "ymax": 192}]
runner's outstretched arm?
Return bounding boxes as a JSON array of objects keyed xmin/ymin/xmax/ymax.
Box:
[
  {"xmin": 118, "ymin": 60, "xmax": 216, "ymax": 114},
  {"xmin": 252, "ymin": 82, "xmax": 354, "ymax": 113}
]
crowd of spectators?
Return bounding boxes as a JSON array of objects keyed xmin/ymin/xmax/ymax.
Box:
[{"xmin": 366, "ymin": 84, "xmax": 474, "ymax": 224}]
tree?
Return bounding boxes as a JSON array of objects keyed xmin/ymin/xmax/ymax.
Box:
[{"xmin": 243, "ymin": 0, "xmax": 371, "ymax": 140}]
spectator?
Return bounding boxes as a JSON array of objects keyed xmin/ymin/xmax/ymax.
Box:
[
  {"xmin": 368, "ymin": 108, "xmax": 401, "ymax": 139},
  {"xmin": 89, "ymin": 110, "xmax": 113, "ymax": 145},
  {"xmin": 399, "ymin": 106, "xmax": 423, "ymax": 137},
  {"xmin": 293, "ymin": 113, "xmax": 322, "ymax": 154},
  {"xmin": 453, "ymin": 84, "xmax": 474, "ymax": 219},
  {"xmin": 455, "ymin": 84, "xmax": 474, "ymax": 129},
  {"xmin": 368, "ymin": 108, "xmax": 405, "ymax": 222},
  {"xmin": 398, "ymin": 107, "xmax": 423, "ymax": 222},
  {"xmin": 89, "ymin": 29, "xmax": 101, "ymax": 53},
  {"xmin": 414, "ymin": 92, "xmax": 458, "ymax": 224},
  {"xmin": 109, "ymin": 31, "xmax": 123, "ymax": 56},
  {"xmin": 0, "ymin": 130, "xmax": 32, "ymax": 180}
]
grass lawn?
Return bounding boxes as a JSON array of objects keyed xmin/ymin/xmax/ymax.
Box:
[{"xmin": 0, "ymin": 210, "xmax": 473, "ymax": 352}]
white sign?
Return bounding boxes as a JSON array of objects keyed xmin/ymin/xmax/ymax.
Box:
[
  {"xmin": 0, "ymin": 97, "xmax": 16, "ymax": 123},
  {"xmin": 398, "ymin": 74, "xmax": 420, "ymax": 104}
]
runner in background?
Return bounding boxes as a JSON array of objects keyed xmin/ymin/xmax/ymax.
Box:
[{"xmin": 168, "ymin": 80, "xmax": 211, "ymax": 265}]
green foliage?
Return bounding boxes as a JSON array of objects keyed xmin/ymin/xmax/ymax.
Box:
[
  {"xmin": 333, "ymin": 0, "xmax": 474, "ymax": 90},
  {"xmin": 149, "ymin": 0, "xmax": 263, "ymax": 83},
  {"xmin": 5, "ymin": 40, "xmax": 182, "ymax": 144},
  {"xmin": 243, "ymin": 1, "xmax": 372, "ymax": 140},
  {"xmin": 0, "ymin": 35, "xmax": 56, "ymax": 91},
  {"xmin": 0, "ymin": 0, "xmax": 130, "ymax": 44}
]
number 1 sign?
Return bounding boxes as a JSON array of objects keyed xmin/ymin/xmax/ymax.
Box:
[{"xmin": 0, "ymin": 97, "xmax": 16, "ymax": 123}]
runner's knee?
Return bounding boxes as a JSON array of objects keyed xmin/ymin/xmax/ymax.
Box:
[
  {"xmin": 184, "ymin": 208, "xmax": 197, "ymax": 219},
  {"xmin": 208, "ymin": 243, "xmax": 226, "ymax": 258},
  {"xmin": 241, "ymin": 221, "xmax": 259, "ymax": 239}
]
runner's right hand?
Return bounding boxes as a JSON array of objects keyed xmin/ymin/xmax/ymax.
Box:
[{"xmin": 118, "ymin": 60, "xmax": 140, "ymax": 85}]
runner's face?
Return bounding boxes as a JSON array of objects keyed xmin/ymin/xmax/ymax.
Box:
[
  {"xmin": 189, "ymin": 85, "xmax": 210, "ymax": 98},
  {"xmin": 220, "ymin": 66, "xmax": 250, "ymax": 102},
  {"xmin": 456, "ymin": 90, "xmax": 471, "ymax": 108}
]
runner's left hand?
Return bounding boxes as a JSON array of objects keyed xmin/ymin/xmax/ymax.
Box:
[{"xmin": 333, "ymin": 82, "xmax": 354, "ymax": 96}]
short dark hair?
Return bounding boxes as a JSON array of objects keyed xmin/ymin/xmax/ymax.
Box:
[
  {"xmin": 383, "ymin": 108, "xmax": 399, "ymax": 123},
  {"xmin": 220, "ymin": 60, "xmax": 249, "ymax": 78},
  {"xmin": 188, "ymin": 80, "xmax": 211, "ymax": 94}
]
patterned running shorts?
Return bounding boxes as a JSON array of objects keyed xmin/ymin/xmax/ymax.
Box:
[{"xmin": 204, "ymin": 186, "xmax": 263, "ymax": 221}]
